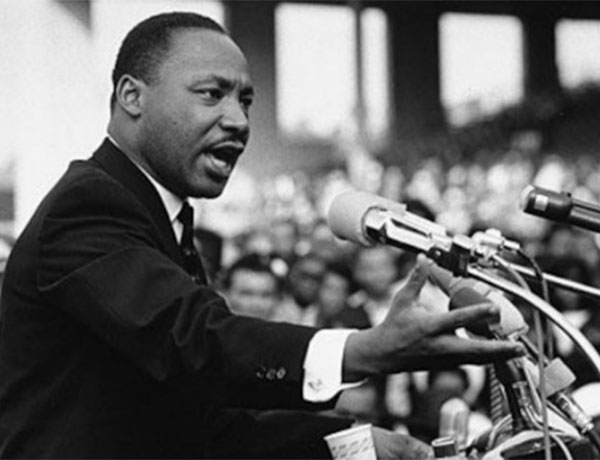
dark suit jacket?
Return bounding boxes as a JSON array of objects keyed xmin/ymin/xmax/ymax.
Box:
[{"xmin": 0, "ymin": 139, "xmax": 350, "ymax": 458}]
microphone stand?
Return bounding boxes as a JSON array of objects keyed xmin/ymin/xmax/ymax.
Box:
[{"xmin": 505, "ymin": 261, "xmax": 600, "ymax": 301}]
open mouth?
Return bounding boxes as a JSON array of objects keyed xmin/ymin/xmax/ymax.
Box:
[{"xmin": 204, "ymin": 145, "xmax": 243, "ymax": 180}]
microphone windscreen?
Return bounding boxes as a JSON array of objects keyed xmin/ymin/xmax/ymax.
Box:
[
  {"xmin": 426, "ymin": 262, "xmax": 528, "ymax": 338},
  {"xmin": 454, "ymin": 284, "xmax": 528, "ymax": 338},
  {"xmin": 327, "ymin": 190, "xmax": 406, "ymax": 247}
]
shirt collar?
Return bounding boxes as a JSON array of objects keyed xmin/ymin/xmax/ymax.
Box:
[{"xmin": 106, "ymin": 135, "xmax": 184, "ymax": 225}]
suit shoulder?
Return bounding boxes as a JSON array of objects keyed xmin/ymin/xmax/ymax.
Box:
[
  {"xmin": 37, "ymin": 158, "xmax": 145, "ymax": 221},
  {"xmin": 53, "ymin": 158, "xmax": 134, "ymax": 200}
]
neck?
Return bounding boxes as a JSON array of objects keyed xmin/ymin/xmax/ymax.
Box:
[
  {"xmin": 107, "ymin": 118, "xmax": 137, "ymax": 159},
  {"xmin": 107, "ymin": 118, "xmax": 159, "ymax": 187}
]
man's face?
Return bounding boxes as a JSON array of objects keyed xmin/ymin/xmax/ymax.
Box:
[
  {"xmin": 318, "ymin": 271, "xmax": 350, "ymax": 316},
  {"xmin": 289, "ymin": 258, "xmax": 325, "ymax": 307},
  {"xmin": 137, "ymin": 28, "xmax": 253, "ymax": 198},
  {"xmin": 353, "ymin": 247, "xmax": 397, "ymax": 297},
  {"xmin": 227, "ymin": 269, "xmax": 279, "ymax": 320}
]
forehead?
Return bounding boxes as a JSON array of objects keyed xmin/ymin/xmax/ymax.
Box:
[{"xmin": 160, "ymin": 28, "xmax": 251, "ymax": 81}]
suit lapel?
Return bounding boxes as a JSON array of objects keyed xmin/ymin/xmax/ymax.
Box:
[{"xmin": 91, "ymin": 138, "xmax": 184, "ymax": 267}]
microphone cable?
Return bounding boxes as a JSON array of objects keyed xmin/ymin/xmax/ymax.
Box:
[
  {"xmin": 516, "ymin": 247, "xmax": 554, "ymax": 358},
  {"xmin": 514, "ymin": 248, "xmax": 554, "ymax": 459},
  {"xmin": 486, "ymin": 255, "xmax": 553, "ymax": 459}
]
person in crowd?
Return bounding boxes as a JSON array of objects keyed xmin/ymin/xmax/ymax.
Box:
[
  {"xmin": 269, "ymin": 217, "xmax": 300, "ymax": 267},
  {"xmin": 219, "ymin": 252, "xmax": 282, "ymax": 321},
  {"xmin": 315, "ymin": 258, "xmax": 370, "ymax": 329},
  {"xmin": 350, "ymin": 245, "xmax": 403, "ymax": 326},
  {"xmin": 0, "ymin": 11, "xmax": 523, "ymax": 459},
  {"xmin": 306, "ymin": 217, "xmax": 350, "ymax": 264},
  {"xmin": 541, "ymin": 223, "xmax": 600, "ymax": 286},
  {"xmin": 272, "ymin": 251, "xmax": 326, "ymax": 326}
]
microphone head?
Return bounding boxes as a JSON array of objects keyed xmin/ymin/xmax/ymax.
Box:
[
  {"xmin": 521, "ymin": 185, "xmax": 571, "ymax": 220},
  {"xmin": 327, "ymin": 190, "xmax": 406, "ymax": 247},
  {"xmin": 520, "ymin": 184, "xmax": 536, "ymax": 212},
  {"xmin": 456, "ymin": 285, "xmax": 528, "ymax": 338},
  {"xmin": 426, "ymin": 262, "xmax": 528, "ymax": 338},
  {"xmin": 438, "ymin": 397, "xmax": 470, "ymax": 449}
]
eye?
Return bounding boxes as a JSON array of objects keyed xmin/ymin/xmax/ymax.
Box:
[{"xmin": 195, "ymin": 88, "xmax": 224, "ymax": 102}]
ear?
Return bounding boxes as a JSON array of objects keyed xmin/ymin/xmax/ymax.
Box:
[{"xmin": 114, "ymin": 74, "xmax": 145, "ymax": 117}]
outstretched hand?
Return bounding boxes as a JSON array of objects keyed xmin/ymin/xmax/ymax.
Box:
[{"xmin": 343, "ymin": 255, "xmax": 525, "ymax": 380}]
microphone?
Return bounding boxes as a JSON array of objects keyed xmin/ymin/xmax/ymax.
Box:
[
  {"xmin": 327, "ymin": 189, "xmax": 448, "ymax": 247},
  {"xmin": 327, "ymin": 189, "xmax": 411, "ymax": 247},
  {"xmin": 438, "ymin": 397, "xmax": 471, "ymax": 450},
  {"xmin": 425, "ymin": 262, "xmax": 529, "ymax": 339},
  {"xmin": 327, "ymin": 190, "xmax": 477, "ymax": 274},
  {"xmin": 521, "ymin": 185, "xmax": 600, "ymax": 233},
  {"xmin": 327, "ymin": 190, "xmax": 523, "ymax": 276}
]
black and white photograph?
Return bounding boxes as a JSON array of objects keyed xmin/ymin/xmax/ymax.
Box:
[{"xmin": 1, "ymin": 1, "xmax": 600, "ymax": 458}]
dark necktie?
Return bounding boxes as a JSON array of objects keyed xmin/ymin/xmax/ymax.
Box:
[{"xmin": 177, "ymin": 202, "xmax": 206, "ymax": 284}]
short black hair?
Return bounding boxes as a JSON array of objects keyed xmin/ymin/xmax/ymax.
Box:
[{"xmin": 110, "ymin": 11, "xmax": 226, "ymax": 108}]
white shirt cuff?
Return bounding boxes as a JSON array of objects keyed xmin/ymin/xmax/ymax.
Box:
[{"xmin": 303, "ymin": 329, "xmax": 362, "ymax": 402}]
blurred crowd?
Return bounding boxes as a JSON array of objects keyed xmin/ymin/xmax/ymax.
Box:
[{"xmin": 2, "ymin": 135, "xmax": 600, "ymax": 444}]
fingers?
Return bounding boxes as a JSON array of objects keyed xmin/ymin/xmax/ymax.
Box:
[
  {"xmin": 428, "ymin": 302, "xmax": 500, "ymax": 335},
  {"xmin": 419, "ymin": 254, "xmax": 455, "ymax": 292},
  {"xmin": 432, "ymin": 335, "xmax": 526, "ymax": 364},
  {"xmin": 392, "ymin": 258, "xmax": 428, "ymax": 305}
]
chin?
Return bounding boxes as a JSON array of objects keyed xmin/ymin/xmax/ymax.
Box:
[
  {"xmin": 189, "ymin": 184, "xmax": 228, "ymax": 199},
  {"xmin": 185, "ymin": 174, "xmax": 231, "ymax": 199}
]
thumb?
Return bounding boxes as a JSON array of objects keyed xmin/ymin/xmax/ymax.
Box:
[{"xmin": 393, "ymin": 255, "xmax": 428, "ymax": 304}]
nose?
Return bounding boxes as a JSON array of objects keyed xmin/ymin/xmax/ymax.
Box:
[{"xmin": 220, "ymin": 97, "xmax": 249, "ymax": 136}]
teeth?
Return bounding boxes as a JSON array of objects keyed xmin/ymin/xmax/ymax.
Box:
[
  {"xmin": 207, "ymin": 152, "xmax": 232, "ymax": 175},
  {"xmin": 212, "ymin": 156, "xmax": 229, "ymax": 168}
]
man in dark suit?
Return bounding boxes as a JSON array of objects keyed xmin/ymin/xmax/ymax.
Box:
[{"xmin": 0, "ymin": 12, "xmax": 524, "ymax": 458}]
